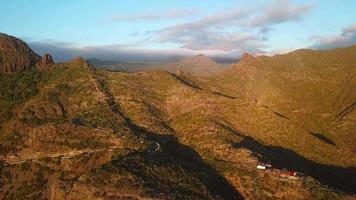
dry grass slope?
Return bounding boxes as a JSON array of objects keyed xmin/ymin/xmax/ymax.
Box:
[{"xmin": 1, "ymin": 40, "xmax": 356, "ymax": 199}]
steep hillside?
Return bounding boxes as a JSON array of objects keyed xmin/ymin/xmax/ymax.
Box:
[
  {"xmin": 0, "ymin": 33, "xmax": 41, "ymax": 74},
  {"xmin": 211, "ymin": 47, "xmax": 356, "ymax": 139},
  {"xmin": 0, "ymin": 34, "xmax": 355, "ymax": 199},
  {"xmin": 1, "ymin": 62, "xmax": 355, "ymax": 199},
  {"xmin": 0, "ymin": 62, "xmax": 243, "ymax": 199}
]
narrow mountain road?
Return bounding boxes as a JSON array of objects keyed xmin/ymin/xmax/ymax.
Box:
[
  {"xmin": 2, "ymin": 141, "xmax": 162, "ymax": 166},
  {"xmin": 2, "ymin": 146, "xmax": 124, "ymax": 166}
]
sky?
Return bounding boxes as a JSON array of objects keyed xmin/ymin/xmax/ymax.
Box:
[{"xmin": 1, "ymin": 0, "xmax": 356, "ymax": 61}]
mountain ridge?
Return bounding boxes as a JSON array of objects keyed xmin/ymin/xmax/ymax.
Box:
[
  {"xmin": 167, "ymin": 54, "xmax": 226, "ymax": 76},
  {"xmin": 0, "ymin": 33, "xmax": 41, "ymax": 74},
  {"xmin": 0, "ymin": 33, "xmax": 355, "ymax": 199}
]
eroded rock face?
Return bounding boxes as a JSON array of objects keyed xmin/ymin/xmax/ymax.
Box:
[
  {"xmin": 18, "ymin": 100, "xmax": 65, "ymax": 123},
  {"xmin": 241, "ymin": 52, "xmax": 253, "ymax": 61},
  {"xmin": 37, "ymin": 53, "xmax": 54, "ymax": 68},
  {"xmin": 176, "ymin": 69, "xmax": 183, "ymax": 75},
  {"xmin": 0, "ymin": 32, "xmax": 41, "ymax": 74}
]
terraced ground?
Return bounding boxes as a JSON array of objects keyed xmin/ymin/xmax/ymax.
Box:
[{"xmin": 1, "ymin": 46, "xmax": 356, "ymax": 199}]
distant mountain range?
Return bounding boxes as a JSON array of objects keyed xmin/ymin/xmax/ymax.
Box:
[
  {"xmin": 29, "ymin": 40, "xmax": 239, "ymax": 64},
  {"xmin": 88, "ymin": 54, "xmax": 232, "ymax": 75},
  {"xmin": 165, "ymin": 54, "xmax": 225, "ymax": 76},
  {"xmin": 87, "ymin": 58, "xmax": 122, "ymax": 66},
  {"xmin": 88, "ymin": 56, "xmax": 237, "ymax": 66}
]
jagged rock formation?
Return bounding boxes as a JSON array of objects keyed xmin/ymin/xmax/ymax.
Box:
[
  {"xmin": 176, "ymin": 68, "xmax": 183, "ymax": 75},
  {"xmin": 37, "ymin": 53, "xmax": 54, "ymax": 68},
  {"xmin": 239, "ymin": 52, "xmax": 254, "ymax": 64},
  {"xmin": 0, "ymin": 33, "xmax": 41, "ymax": 74}
]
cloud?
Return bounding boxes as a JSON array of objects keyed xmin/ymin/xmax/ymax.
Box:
[
  {"xmin": 155, "ymin": 0, "xmax": 313, "ymax": 54},
  {"xmin": 311, "ymin": 23, "xmax": 356, "ymax": 49},
  {"xmin": 28, "ymin": 0, "xmax": 315, "ymax": 61},
  {"xmin": 257, "ymin": 48, "xmax": 296, "ymax": 56},
  {"xmin": 110, "ymin": 8, "xmax": 198, "ymax": 21},
  {"xmin": 29, "ymin": 41, "xmax": 140, "ymax": 61},
  {"xmin": 343, "ymin": 24, "xmax": 356, "ymax": 34},
  {"xmin": 156, "ymin": 10, "xmax": 259, "ymax": 54},
  {"xmin": 245, "ymin": 0, "xmax": 314, "ymax": 27},
  {"xmin": 28, "ymin": 40, "xmax": 237, "ymax": 62}
]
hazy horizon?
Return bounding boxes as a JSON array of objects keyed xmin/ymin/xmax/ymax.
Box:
[
  {"xmin": 1, "ymin": 1, "xmax": 356, "ymax": 198},
  {"xmin": 1, "ymin": 0, "xmax": 356, "ymax": 61}
]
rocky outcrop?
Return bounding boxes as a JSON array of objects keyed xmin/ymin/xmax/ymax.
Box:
[
  {"xmin": 0, "ymin": 32, "xmax": 41, "ymax": 74},
  {"xmin": 238, "ymin": 53, "xmax": 254, "ymax": 65},
  {"xmin": 18, "ymin": 100, "xmax": 65, "ymax": 123},
  {"xmin": 176, "ymin": 69, "xmax": 183, "ymax": 75},
  {"xmin": 37, "ymin": 53, "xmax": 54, "ymax": 69}
]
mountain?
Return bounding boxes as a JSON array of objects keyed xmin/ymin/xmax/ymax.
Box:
[
  {"xmin": 88, "ymin": 59, "xmax": 173, "ymax": 72},
  {"xmin": 87, "ymin": 58, "xmax": 121, "ymax": 66},
  {"xmin": 211, "ymin": 56, "xmax": 239, "ymax": 64},
  {"xmin": 212, "ymin": 47, "xmax": 356, "ymax": 135},
  {"xmin": 167, "ymin": 54, "xmax": 225, "ymax": 76},
  {"xmin": 0, "ymin": 33, "xmax": 41, "ymax": 74},
  {"xmin": 87, "ymin": 56, "xmax": 232, "ymax": 74},
  {"xmin": 0, "ymin": 33, "xmax": 356, "ymax": 199}
]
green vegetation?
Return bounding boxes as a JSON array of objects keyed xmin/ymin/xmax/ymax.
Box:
[
  {"xmin": 20, "ymin": 162, "xmax": 31, "ymax": 172},
  {"xmin": 1, "ymin": 45, "xmax": 355, "ymax": 199},
  {"xmin": 0, "ymin": 68, "xmax": 41, "ymax": 123},
  {"xmin": 0, "ymin": 130, "xmax": 23, "ymax": 155}
]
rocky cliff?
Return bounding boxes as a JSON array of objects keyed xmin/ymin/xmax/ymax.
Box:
[
  {"xmin": 37, "ymin": 53, "xmax": 54, "ymax": 69},
  {"xmin": 0, "ymin": 33, "xmax": 41, "ymax": 74}
]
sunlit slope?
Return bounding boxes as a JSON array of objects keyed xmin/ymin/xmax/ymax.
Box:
[
  {"xmin": 211, "ymin": 46, "xmax": 356, "ymax": 145},
  {"xmin": 1, "ymin": 36, "xmax": 355, "ymax": 199},
  {"xmin": 103, "ymin": 68, "xmax": 356, "ymax": 197},
  {"xmin": 0, "ymin": 59, "xmax": 137, "ymax": 161}
]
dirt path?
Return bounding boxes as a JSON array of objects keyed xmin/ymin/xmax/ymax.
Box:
[{"xmin": 2, "ymin": 146, "xmax": 123, "ymax": 166}]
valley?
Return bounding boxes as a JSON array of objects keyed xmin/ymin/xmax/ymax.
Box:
[{"xmin": 0, "ymin": 33, "xmax": 355, "ymax": 199}]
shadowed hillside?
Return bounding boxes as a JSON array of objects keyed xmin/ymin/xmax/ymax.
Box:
[
  {"xmin": 1, "ymin": 34, "xmax": 356, "ymax": 199},
  {"xmin": 213, "ymin": 47, "xmax": 356, "ymax": 126},
  {"xmin": 209, "ymin": 47, "xmax": 356, "ymax": 156}
]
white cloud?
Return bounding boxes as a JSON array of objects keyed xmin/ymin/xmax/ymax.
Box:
[
  {"xmin": 110, "ymin": 8, "xmax": 198, "ymax": 21},
  {"xmin": 256, "ymin": 48, "xmax": 296, "ymax": 56},
  {"xmin": 28, "ymin": 40, "xmax": 238, "ymax": 62},
  {"xmin": 245, "ymin": 0, "xmax": 314, "ymax": 27},
  {"xmin": 311, "ymin": 23, "xmax": 356, "ymax": 49},
  {"xmin": 155, "ymin": 0, "xmax": 313, "ymax": 54},
  {"xmin": 29, "ymin": 0, "xmax": 315, "ymax": 61}
]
